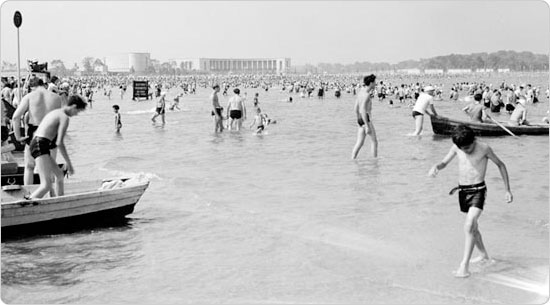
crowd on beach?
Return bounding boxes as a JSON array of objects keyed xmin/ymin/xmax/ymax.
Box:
[{"xmin": 1, "ymin": 70, "xmax": 548, "ymax": 278}]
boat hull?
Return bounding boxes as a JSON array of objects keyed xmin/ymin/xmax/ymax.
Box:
[
  {"xmin": 430, "ymin": 115, "xmax": 549, "ymax": 136},
  {"xmin": 1, "ymin": 180, "xmax": 149, "ymax": 232}
]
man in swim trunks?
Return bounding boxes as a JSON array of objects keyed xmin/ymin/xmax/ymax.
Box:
[
  {"xmin": 27, "ymin": 95, "xmax": 87, "ymax": 199},
  {"xmin": 410, "ymin": 86, "xmax": 438, "ymax": 136},
  {"xmin": 429, "ymin": 125, "xmax": 512, "ymax": 278},
  {"xmin": 12, "ymin": 77, "xmax": 62, "ymax": 185},
  {"xmin": 211, "ymin": 84, "xmax": 224, "ymax": 133},
  {"xmin": 151, "ymin": 92, "xmax": 166, "ymax": 125},
  {"xmin": 226, "ymin": 88, "xmax": 246, "ymax": 131},
  {"xmin": 351, "ymin": 74, "xmax": 378, "ymax": 159}
]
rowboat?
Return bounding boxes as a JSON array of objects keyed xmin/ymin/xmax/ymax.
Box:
[
  {"xmin": 430, "ymin": 115, "xmax": 549, "ymax": 136},
  {"xmin": 1, "ymin": 177, "xmax": 149, "ymax": 236}
]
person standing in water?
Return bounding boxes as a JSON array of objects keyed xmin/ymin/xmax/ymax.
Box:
[
  {"xmin": 211, "ymin": 84, "xmax": 224, "ymax": 133},
  {"xmin": 351, "ymin": 74, "xmax": 378, "ymax": 159},
  {"xmin": 226, "ymin": 88, "xmax": 246, "ymax": 131},
  {"xmin": 151, "ymin": 92, "xmax": 166, "ymax": 125},
  {"xmin": 410, "ymin": 86, "xmax": 438, "ymax": 136},
  {"xmin": 429, "ymin": 125, "xmax": 512, "ymax": 278}
]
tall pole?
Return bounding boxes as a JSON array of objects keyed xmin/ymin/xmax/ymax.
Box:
[{"xmin": 13, "ymin": 11, "xmax": 22, "ymax": 102}]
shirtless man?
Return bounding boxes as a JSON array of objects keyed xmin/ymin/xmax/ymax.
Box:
[
  {"xmin": 351, "ymin": 74, "xmax": 378, "ymax": 159},
  {"xmin": 226, "ymin": 88, "xmax": 246, "ymax": 131},
  {"xmin": 462, "ymin": 93, "xmax": 485, "ymax": 123},
  {"xmin": 429, "ymin": 125, "xmax": 512, "ymax": 278},
  {"xmin": 12, "ymin": 77, "xmax": 62, "ymax": 185},
  {"xmin": 211, "ymin": 84, "xmax": 224, "ymax": 133},
  {"xmin": 27, "ymin": 95, "xmax": 87, "ymax": 199}
]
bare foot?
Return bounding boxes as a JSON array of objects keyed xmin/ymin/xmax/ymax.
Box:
[
  {"xmin": 452, "ymin": 269, "xmax": 471, "ymax": 278},
  {"xmin": 470, "ymin": 256, "xmax": 490, "ymax": 264}
]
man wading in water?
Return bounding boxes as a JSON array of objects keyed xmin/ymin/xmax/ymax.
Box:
[{"xmin": 351, "ymin": 74, "xmax": 378, "ymax": 159}]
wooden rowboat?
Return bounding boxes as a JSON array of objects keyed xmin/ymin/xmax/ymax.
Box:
[
  {"xmin": 1, "ymin": 178, "xmax": 149, "ymax": 235},
  {"xmin": 430, "ymin": 115, "xmax": 549, "ymax": 136}
]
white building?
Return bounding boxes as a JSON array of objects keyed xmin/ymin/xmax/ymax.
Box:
[
  {"xmin": 105, "ymin": 53, "xmax": 151, "ymax": 73},
  {"xmin": 397, "ymin": 68, "xmax": 421, "ymax": 75},
  {"xmin": 424, "ymin": 69, "xmax": 444, "ymax": 74},
  {"xmin": 447, "ymin": 69, "xmax": 472, "ymax": 74},
  {"xmin": 170, "ymin": 58, "xmax": 291, "ymax": 74}
]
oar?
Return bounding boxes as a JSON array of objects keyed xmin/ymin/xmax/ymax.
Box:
[{"xmin": 485, "ymin": 113, "xmax": 519, "ymax": 138}]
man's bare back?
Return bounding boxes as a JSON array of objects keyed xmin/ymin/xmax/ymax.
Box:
[
  {"xmin": 34, "ymin": 108, "xmax": 69, "ymax": 143},
  {"xmin": 21, "ymin": 87, "xmax": 62, "ymax": 125}
]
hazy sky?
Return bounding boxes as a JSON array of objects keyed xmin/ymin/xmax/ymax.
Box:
[{"xmin": 0, "ymin": 0, "xmax": 548, "ymax": 67}]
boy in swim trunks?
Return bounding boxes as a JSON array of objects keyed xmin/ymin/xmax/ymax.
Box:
[
  {"xmin": 249, "ymin": 107, "xmax": 266, "ymax": 134},
  {"xmin": 27, "ymin": 95, "xmax": 87, "ymax": 199},
  {"xmin": 428, "ymin": 125, "xmax": 513, "ymax": 278},
  {"xmin": 113, "ymin": 105, "xmax": 122, "ymax": 132},
  {"xmin": 351, "ymin": 74, "xmax": 378, "ymax": 159}
]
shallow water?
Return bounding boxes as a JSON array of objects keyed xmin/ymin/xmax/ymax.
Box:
[{"xmin": 2, "ymin": 78, "xmax": 549, "ymax": 304}]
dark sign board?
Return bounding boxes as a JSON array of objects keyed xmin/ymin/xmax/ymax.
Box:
[
  {"xmin": 133, "ymin": 81, "xmax": 149, "ymax": 100},
  {"xmin": 14, "ymin": 11, "xmax": 22, "ymax": 28}
]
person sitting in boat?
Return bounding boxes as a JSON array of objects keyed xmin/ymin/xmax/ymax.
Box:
[
  {"xmin": 508, "ymin": 98, "xmax": 529, "ymax": 126},
  {"xmin": 462, "ymin": 93, "xmax": 486, "ymax": 123}
]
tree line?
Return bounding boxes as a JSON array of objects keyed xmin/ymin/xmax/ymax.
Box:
[
  {"xmin": 1, "ymin": 50, "xmax": 547, "ymax": 76},
  {"xmin": 300, "ymin": 50, "xmax": 549, "ymax": 73}
]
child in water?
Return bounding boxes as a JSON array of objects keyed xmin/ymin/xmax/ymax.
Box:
[
  {"xmin": 113, "ymin": 105, "xmax": 122, "ymax": 132},
  {"xmin": 249, "ymin": 107, "xmax": 267, "ymax": 134},
  {"xmin": 428, "ymin": 125, "xmax": 512, "ymax": 278}
]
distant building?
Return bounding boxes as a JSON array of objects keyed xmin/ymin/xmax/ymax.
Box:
[
  {"xmin": 475, "ymin": 68, "xmax": 493, "ymax": 73},
  {"xmin": 170, "ymin": 57, "xmax": 291, "ymax": 74},
  {"xmin": 424, "ymin": 69, "xmax": 444, "ymax": 74},
  {"xmin": 497, "ymin": 68, "xmax": 510, "ymax": 73},
  {"xmin": 105, "ymin": 52, "xmax": 150, "ymax": 73},
  {"xmin": 447, "ymin": 69, "xmax": 472, "ymax": 74},
  {"xmin": 397, "ymin": 68, "xmax": 421, "ymax": 75}
]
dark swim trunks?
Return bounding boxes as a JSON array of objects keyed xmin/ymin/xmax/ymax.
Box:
[
  {"xmin": 449, "ymin": 181, "xmax": 487, "ymax": 213},
  {"xmin": 29, "ymin": 136, "xmax": 53, "ymax": 159},
  {"xmin": 156, "ymin": 107, "xmax": 165, "ymax": 115},
  {"xmin": 257, "ymin": 125, "xmax": 265, "ymax": 131},
  {"xmin": 412, "ymin": 111, "xmax": 423, "ymax": 118},
  {"xmin": 211, "ymin": 107, "xmax": 223, "ymax": 116},
  {"xmin": 357, "ymin": 113, "xmax": 371, "ymax": 127},
  {"xmin": 26, "ymin": 124, "xmax": 38, "ymax": 145},
  {"xmin": 1, "ymin": 126, "xmax": 8, "ymax": 142},
  {"xmin": 230, "ymin": 110, "xmax": 242, "ymax": 119},
  {"xmin": 505, "ymin": 104, "xmax": 515, "ymax": 112}
]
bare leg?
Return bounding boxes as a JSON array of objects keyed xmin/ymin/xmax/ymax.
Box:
[
  {"xmin": 351, "ymin": 127, "xmax": 366, "ymax": 159},
  {"xmin": 23, "ymin": 146, "xmax": 35, "ymax": 185},
  {"xmin": 29, "ymin": 155, "xmax": 54, "ymax": 199},
  {"xmin": 49, "ymin": 157, "xmax": 65, "ymax": 197},
  {"xmin": 454, "ymin": 207, "xmax": 484, "ymax": 278},
  {"xmin": 367, "ymin": 123, "xmax": 378, "ymax": 158},
  {"xmin": 412, "ymin": 115, "xmax": 424, "ymax": 136}
]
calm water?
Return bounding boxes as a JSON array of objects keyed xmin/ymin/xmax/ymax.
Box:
[{"xmin": 2, "ymin": 77, "xmax": 549, "ymax": 304}]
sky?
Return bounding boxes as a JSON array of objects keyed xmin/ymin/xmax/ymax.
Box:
[{"xmin": 0, "ymin": 0, "xmax": 548, "ymax": 67}]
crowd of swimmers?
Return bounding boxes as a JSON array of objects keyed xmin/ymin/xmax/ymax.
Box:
[{"xmin": 2, "ymin": 70, "xmax": 547, "ymax": 279}]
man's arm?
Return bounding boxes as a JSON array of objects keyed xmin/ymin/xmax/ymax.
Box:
[
  {"xmin": 428, "ymin": 103, "xmax": 438, "ymax": 117},
  {"xmin": 486, "ymin": 146, "xmax": 513, "ymax": 203},
  {"xmin": 12, "ymin": 95, "xmax": 29, "ymax": 141},
  {"xmin": 428, "ymin": 146, "xmax": 457, "ymax": 177}
]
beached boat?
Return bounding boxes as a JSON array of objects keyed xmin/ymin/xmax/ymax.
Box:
[
  {"xmin": 1, "ymin": 178, "xmax": 149, "ymax": 232},
  {"xmin": 430, "ymin": 115, "xmax": 549, "ymax": 136}
]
